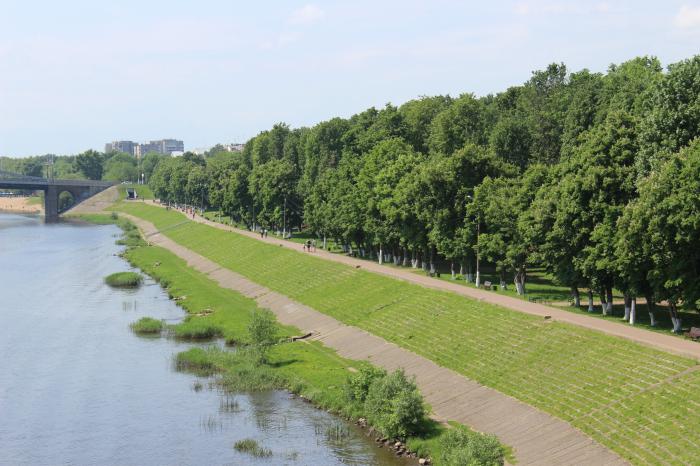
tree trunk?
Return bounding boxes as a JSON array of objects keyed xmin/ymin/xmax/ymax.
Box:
[
  {"xmin": 378, "ymin": 245, "xmax": 383, "ymax": 265},
  {"xmin": 514, "ymin": 267, "xmax": 526, "ymax": 295},
  {"xmin": 623, "ymin": 294, "xmax": 631, "ymax": 321},
  {"xmin": 600, "ymin": 290, "xmax": 608, "ymax": 316},
  {"xmin": 571, "ymin": 287, "xmax": 580, "ymax": 307},
  {"xmin": 588, "ymin": 289, "xmax": 594, "ymax": 312},
  {"xmin": 459, "ymin": 262, "xmax": 464, "ymax": 279},
  {"xmin": 669, "ymin": 302, "xmax": 682, "ymax": 333},
  {"xmin": 451, "ymin": 261, "xmax": 456, "ymax": 279},
  {"xmin": 402, "ymin": 248, "xmax": 408, "ymax": 267},
  {"xmin": 429, "ymin": 248, "xmax": 436, "ymax": 276},
  {"xmin": 645, "ymin": 293, "xmax": 656, "ymax": 327},
  {"xmin": 323, "ymin": 235, "xmax": 327, "ymax": 250},
  {"xmin": 606, "ymin": 287, "xmax": 614, "ymax": 316},
  {"xmin": 629, "ymin": 297, "xmax": 636, "ymax": 326}
]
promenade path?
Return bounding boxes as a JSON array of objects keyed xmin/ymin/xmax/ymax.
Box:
[
  {"xmin": 125, "ymin": 211, "xmax": 628, "ymax": 465},
  {"xmin": 153, "ymin": 202, "xmax": 700, "ymax": 361}
]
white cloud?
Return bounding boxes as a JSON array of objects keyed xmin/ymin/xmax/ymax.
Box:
[
  {"xmin": 288, "ymin": 4, "xmax": 325, "ymax": 25},
  {"xmin": 675, "ymin": 4, "xmax": 700, "ymax": 30}
]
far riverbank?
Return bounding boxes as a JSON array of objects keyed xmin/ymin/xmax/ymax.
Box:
[{"xmin": 0, "ymin": 196, "xmax": 42, "ymax": 214}]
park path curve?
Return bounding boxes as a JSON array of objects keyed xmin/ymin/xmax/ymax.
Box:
[
  {"xmin": 160, "ymin": 203, "xmax": 700, "ymax": 361},
  {"xmin": 126, "ymin": 212, "xmax": 628, "ymax": 466}
]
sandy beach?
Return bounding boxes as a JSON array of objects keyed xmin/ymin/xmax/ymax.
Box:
[{"xmin": 0, "ymin": 196, "xmax": 43, "ymax": 214}]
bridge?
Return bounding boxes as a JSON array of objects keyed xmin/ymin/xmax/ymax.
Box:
[{"xmin": 0, "ymin": 170, "xmax": 115, "ymax": 222}]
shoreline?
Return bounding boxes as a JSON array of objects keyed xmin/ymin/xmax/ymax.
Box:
[{"xmin": 0, "ymin": 196, "xmax": 43, "ymax": 214}]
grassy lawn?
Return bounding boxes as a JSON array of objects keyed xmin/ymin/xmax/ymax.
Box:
[
  {"xmin": 117, "ymin": 183, "xmax": 154, "ymax": 200},
  {"xmin": 117, "ymin": 202, "xmax": 700, "ymax": 466}
]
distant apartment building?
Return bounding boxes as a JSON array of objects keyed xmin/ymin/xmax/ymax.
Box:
[
  {"xmin": 224, "ymin": 143, "xmax": 245, "ymax": 152},
  {"xmin": 107, "ymin": 139, "xmax": 185, "ymax": 158},
  {"xmin": 105, "ymin": 140, "xmax": 137, "ymax": 155}
]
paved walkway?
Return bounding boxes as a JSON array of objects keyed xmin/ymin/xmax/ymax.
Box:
[
  {"xmin": 153, "ymin": 203, "xmax": 700, "ymax": 361},
  {"xmin": 126, "ymin": 213, "xmax": 627, "ymax": 465}
]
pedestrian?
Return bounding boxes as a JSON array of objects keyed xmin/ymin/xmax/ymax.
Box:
[
  {"xmin": 312, "ymin": 239, "xmax": 316, "ymax": 252},
  {"xmin": 303, "ymin": 243, "xmax": 306, "ymax": 252},
  {"xmin": 260, "ymin": 229, "xmax": 264, "ymax": 238},
  {"xmin": 306, "ymin": 240, "xmax": 311, "ymax": 251}
]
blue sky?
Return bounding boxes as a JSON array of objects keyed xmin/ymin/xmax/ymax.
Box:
[{"xmin": 1, "ymin": 0, "xmax": 699, "ymax": 156}]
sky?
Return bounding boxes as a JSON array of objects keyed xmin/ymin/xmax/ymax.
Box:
[{"xmin": 1, "ymin": 0, "xmax": 699, "ymax": 157}]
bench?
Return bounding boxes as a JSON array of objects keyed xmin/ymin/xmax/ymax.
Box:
[{"xmin": 685, "ymin": 327, "xmax": 700, "ymax": 340}]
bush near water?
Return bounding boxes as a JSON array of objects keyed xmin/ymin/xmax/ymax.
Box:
[{"xmin": 104, "ymin": 271, "xmax": 143, "ymax": 288}]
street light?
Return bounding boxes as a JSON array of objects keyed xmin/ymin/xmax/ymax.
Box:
[{"xmin": 466, "ymin": 193, "xmax": 480, "ymax": 287}]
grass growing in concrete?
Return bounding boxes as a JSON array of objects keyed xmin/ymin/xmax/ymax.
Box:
[
  {"xmin": 117, "ymin": 203, "xmax": 700, "ymax": 466},
  {"xmin": 104, "ymin": 271, "xmax": 143, "ymax": 288},
  {"xmin": 233, "ymin": 438, "xmax": 272, "ymax": 457},
  {"xmin": 129, "ymin": 317, "xmax": 163, "ymax": 334}
]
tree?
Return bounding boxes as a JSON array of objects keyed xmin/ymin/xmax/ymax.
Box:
[
  {"xmin": 75, "ymin": 150, "xmax": 104, "ymax": 180},
  {"xmin": 103, "ymin": 152, "xmax": 137, "ymax": 182}
]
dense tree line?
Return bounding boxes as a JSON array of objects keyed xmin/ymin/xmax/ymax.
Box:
[
  {"xmin": 0, "ymin": 150, "xmax": 167, "ymax": 184},
  {"xmin": 149, "ymin": 55, "xmax": 700, "ymax": 331}
]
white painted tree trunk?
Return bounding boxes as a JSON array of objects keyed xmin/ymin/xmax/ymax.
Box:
[
  {"xmin": 323, "ymin": 235, "xmax": 327, "ymax": 250},
  {"xmin": 629, "ymin": 297, "xmax": 636, "ymax": 325},
  {"xmin": 451, "ymin": 262, "xmax": 456, "ymax": 279},
  {"xmin": 671, "ymin": 317, "xmax": 682, "ymax": 333},
  {"xmin": 378, "ymin": 246, "xmax": 383, "ymax": 265},
  {"xmin": 475, "ymin": 271, "xmax": 481, "ymax": 288},
  {"xmin": 588, "ymin": 290, "xmax": 594, "ymax": 312},
  {"xmin": 623, "ymin": 294, "xmax": 630, "ymax": 321},
  {"xmin": 649, "ymin": 312, "xmax": 656, "ymax": 327},
  {"xmin": 402, "ymin": 250, "xmax": 408, "ymax": 267}
]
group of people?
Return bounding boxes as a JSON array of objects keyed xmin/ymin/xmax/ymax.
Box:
[
  {"xmin": 303, "ymin": 239, "xmax": 316, "ymax": 252},
  {"xmin": 259, "ymin": 229, "xmax": 268, "ymax": 238}
]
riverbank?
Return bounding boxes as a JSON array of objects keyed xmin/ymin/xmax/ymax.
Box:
[
  {"xmin": 0, "ymin": 196, "xmax": 42, "ymax": 214},
  {"xmin": 83, "ymin": 212, "xmax": 508, "ymax": 465},
  {"xmin": 112, "ymin": 201, "xmax": 700, "ymax": 465}
]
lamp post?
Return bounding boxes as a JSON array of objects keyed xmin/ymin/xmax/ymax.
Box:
[{"xmin": 467, "ymin": 193, "xmax": 480, "ymax": 287}]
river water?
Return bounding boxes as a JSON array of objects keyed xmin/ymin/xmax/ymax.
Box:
[{"xmin": 0, "ymin": 213, "xmax": 404, "ymax": 466}]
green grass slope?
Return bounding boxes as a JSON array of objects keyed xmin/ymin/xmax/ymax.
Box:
[{"xmin": 117, "ymin": 202, "xmax": 700, "ymax": 465}]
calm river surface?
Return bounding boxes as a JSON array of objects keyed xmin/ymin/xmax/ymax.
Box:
[{"xmin": 0, "ymin": 213, "xmax": 404, "ymax": 466}]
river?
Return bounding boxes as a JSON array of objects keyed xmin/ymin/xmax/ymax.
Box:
[{"xmin": 0, "ymin": 213, "xmax": 405, "ymax": 466}]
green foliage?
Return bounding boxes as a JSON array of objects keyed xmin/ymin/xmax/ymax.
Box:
[
  {"xmin": 233, "ymin": 438, "xmax": 272, "ymax": 457},
  {"xmin": 130, "ymin": 317, "xmax": 163, "ymax": 334},
  {"xmin": 104, "ymin": 271, "xmax": 142, "ymax": 288},
  {"xmin": 439, "ymin": 426, "xmax": 505, "ymax": 466},
  {"xmin": 364, "ymin": 369, "xmax": 425, "ymax": 439},
  {"xmin": 175, "ymin": 347, "xmax": 216, "ymax": 374},
  {"xmin": 170, "ymin": 318, "xmax": 223, "ymax": 340},
  {"xmin": 345, "ymin": 365, "xmax": 386, "ymax": 403}
]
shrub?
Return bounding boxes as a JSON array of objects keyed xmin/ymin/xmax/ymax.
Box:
[
  {"xmin": 130, "ymin": 317, "xmax": 163, "ymax": 334},
  {"xmin": 364, "ymin": 369, "xmax": 425, "ymax": 439},
  {"xmin": 345, "ymin": 365, "xmax": 386, "ymax": 403},
  {"xmin": 105, "ymin": 271, "xmax": 143, "ymax": 288},
  {"xmin": 247, "ymin": 310, "xmax": 278, "ymax": 364},
  {"xmin": 439, "ymin": 425, "xmax": 505, "ymax": 466}
]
